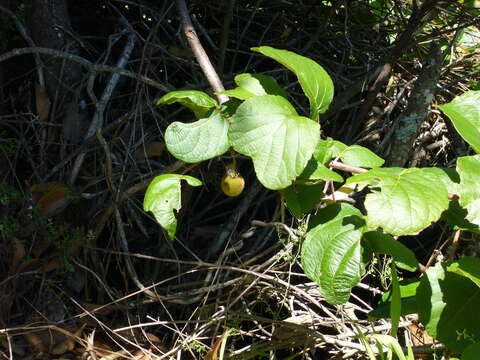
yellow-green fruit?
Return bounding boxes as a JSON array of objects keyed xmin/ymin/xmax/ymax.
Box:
[{"xmin": 221, "ymin": 170, "xmax": 245, "ymax": 197}]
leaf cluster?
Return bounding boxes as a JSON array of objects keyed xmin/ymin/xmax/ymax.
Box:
[{"xmin": 143, "ymin": 47, "xmax": 480, "ymax": 357}]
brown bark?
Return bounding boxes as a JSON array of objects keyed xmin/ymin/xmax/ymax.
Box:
[
  {"xmin": 385, "ymin": 44, "xmax": 444, "ymax": 167},
  {"xmin": 340, "ymin": 0, "xmax": 443, "ymax": 143},
  {"xmin": 28, "ymin": 0, "xmax": 82, "ymax": 99},
  {"xmin": 27, "ymin": 0, "xmax": 87, "ymax": 144}
]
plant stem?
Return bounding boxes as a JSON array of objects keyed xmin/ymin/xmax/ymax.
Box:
[{"xmin": 176, "ymin": 0, "xmax": 228, "ymax": 104}]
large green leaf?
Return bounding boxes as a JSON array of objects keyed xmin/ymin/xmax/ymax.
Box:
[
  {"xmin": 362, "ymin": 231, "xmax": 418, "ymax": 271},
  {"xmin": 417, "ymin": 262, "xmax": 480, "ymax": 352},
  {"xmin": 447, "ymin": 257, "xmax": 480, "ymax": 288},
  {"xmin": 252, "ymin": 46, "xmax": 334, "ymax": 120},
  {"xmin": 165, "ymin": 110, "xmax": 229, "ymax": 163},
  {"xmin": 435, "ymin": 167, "xmax": 461, "ymax": 194},
  {"xmin": 143, "ymin": 174, "xmax": 202, "ymax": 240},
  {"xmin": 436, "ymin": 91, "xmax": 480, "ymax": 153},
  {"xmin": 157, "ymin": 90, "xmax": 217, "ymax": 118},
  {"xmin": 217, "ymin": 73, "xmax": 287, "ymax": 100},
  {"xmin": 457, "ymin": 155, "xmax": 480, "ymax": 226},
  {"xmin": 301, "ymin": 203, "xmax": 365, "ymax": 304},
  {"xmin": 347, "ymin": 167, "xmax": 450, "ymax": 235},
  {"xmin": 229, "ymin": 95, "xmax": 319, "ymax": 190}
]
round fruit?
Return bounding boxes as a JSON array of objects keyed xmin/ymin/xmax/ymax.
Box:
[{"xmin": 221, "ymin": 169, "xmax": 245, "ymax": 197}]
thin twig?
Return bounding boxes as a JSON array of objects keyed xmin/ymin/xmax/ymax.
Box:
[
  {"xmin": 0, "ymin": 47, "xmax": 170, "ymax": 92},
  {"xmin": 93, "ymin": 160, "xmax": 185, "ymax": 242},
  {"xmin": 210, "ymin": 181, "xmax": 262, "ymax": 254},
  {"xmin": 42, "ymin": 110, "xmax": 132, "ymax": 181},
  {"xmin": 329, "ymin": 161, "xmax": 368, "ymax": 174},
  {"xmin": 115, "ymin": 208, "xmax": 158, "ymax": 300},
  {"xmin": 0, "ymin": 5, "xmax": 45, "ymax": 85},
  {"xmin": 175, "ymin": 0, "xmax": 228, "ymax": 103},
  {"xmin": 69, "ymin": 31, "xmax": 136, "ymax": 184},
  {"xmin": 250, "ymin": 220, "xmax": 298, "ymax": 241},
  {"xmin": 217, "ymin": 0, "xmax": 236, "ymax": 75}
]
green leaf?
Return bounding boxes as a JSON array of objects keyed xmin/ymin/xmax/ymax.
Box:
[
  {"xmin": 299, "ymin": 157, "xmax": 343, "ymax": 182},
  {"xmin": 390, "ymin": 262, "xmax": 401, "ymax": 337},
  {"xmin": 366, "ymin": 334, "xmax": 407, "ymax": 360},
  {"xmin": 436, "ymin": 91, "xmax": 480, "ymax": 153},
  {"xmin": 217, "ymin": 73, "xmax": 287, "ymax": 100},
  {"xmin": 219, "ymin": 98, "xmax": 241, "ymax": 117},
  {"xmin": 218, "ymin": 87, "xmax": 254, "ymax": 101},
  {"xmin": 301, "ymin": 203, "xmax": 365, "ymax": 304},
  {"xmin": 376, "ymin": 297, "xmax": 416, "ymax": 322},
  {"xmin": 369, "ymin": 280, "xmax": 420, "ymax": 319},
  {"xmin": 462, "ymin": 343, "xmax": 480, "ymax": 360},
  {"xmin": 417, "ymin": 262, "xmax": 480, "ymax": 352},
  {"xmin": 417, "ymin": 262, "xmax": 445, "ymax": 340},
  {"xmin": 313, "ymin": 139, "xmax": 384, "ymax": 168},
  {"xmin": 143, "ymin": 174, "xmax": 202, "ymax": 240},
  {"xmin": 284, "ymin": 183, "xmax": 323, "ymax": 219},
  {"xmin": 422, "ymin": 167, "xmax": 458, "ymax": 194},
  {"xmin": 457, "ymin": 155, "xmax": 480, "ymax": 226},
  {"xmin": 382, "ymin": 279, "xmax": 419, "ymax": 302},
  {"xmin": 314, "ymin": 138, "xmax": 347, "ymax": 163},
  {"xmin": 447, "ymin": 257, "xmax": 480, "ymax": 288},
  {"xmin": 338, "ymin": 145, "xmax": 385, "ymax": 168},
  {"xmin": 356, "ymin": 328, "xmax": 377, "ymax": 360},
  {"xmin": 347, "ymin": 167, "xmax": 450, "ymax": 236},
  {"xmin": 252, "ymin": 46, "xmax": 334, "ymax": 120},
  {"xmin": 442, "ymin": 200, "xmax": 480, "ymax": 233},
  {"xmin": 362, "ymin": 231, "xmax": 418, "ymax": 271},
  {"xmin": 229, "ymin": 95, "xmax": 319, "ymax": 190},
  {"xmin": 165, "ymin": 110, "xmax": 230, "ymax": 163},
  {"xmin": 157, "ymin": 90, "xmax": 217, "ymax": 118}
]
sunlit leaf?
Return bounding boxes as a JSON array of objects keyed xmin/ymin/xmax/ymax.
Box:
[
  {"xmin": 302, "ymin": 203, "xmax": 365, "ymax": 304},
  {"xmin": 457, "ymin": 155, "xmax": 480, "ymax": 226},
  {"xmin": 143, "ymin": 174, "xmax": 202, "ymax": 240},
  {"xmin": 165, "ymin": 110, "xmax": 229, "ymax": 163},
  {"xmin": 252, "ymin": 46, "xmax": 334, "ymax": 120},
  {"xmin": 157, "ymin": 90, "xmax": 217, "ymax": 118},
  {"xmin": 299, "ymin": 157, "xmax": 343, "ymax": 182},
  {"xmin": 447, "ymin": 257, "xmax": 480, "ymax": 288},
  {"xmin": 436, "ymin": 91, "xmax": 480, "ymax": 153},
  {"xmin": 347, "ymin": 167, "xmax": 450, "ymax": 235},
  {"xmin": 229, "ymin": 95, "xmax": 319, "ymax": 189},
  {"xmin": 217, "ymin": 73, "xmax": 287, "ymax": 100}
]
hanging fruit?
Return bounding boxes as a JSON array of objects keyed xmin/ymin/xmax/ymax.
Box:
[{"xmin": 221, "ymin": 167, "xmax": 245, "ymax": 197}]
